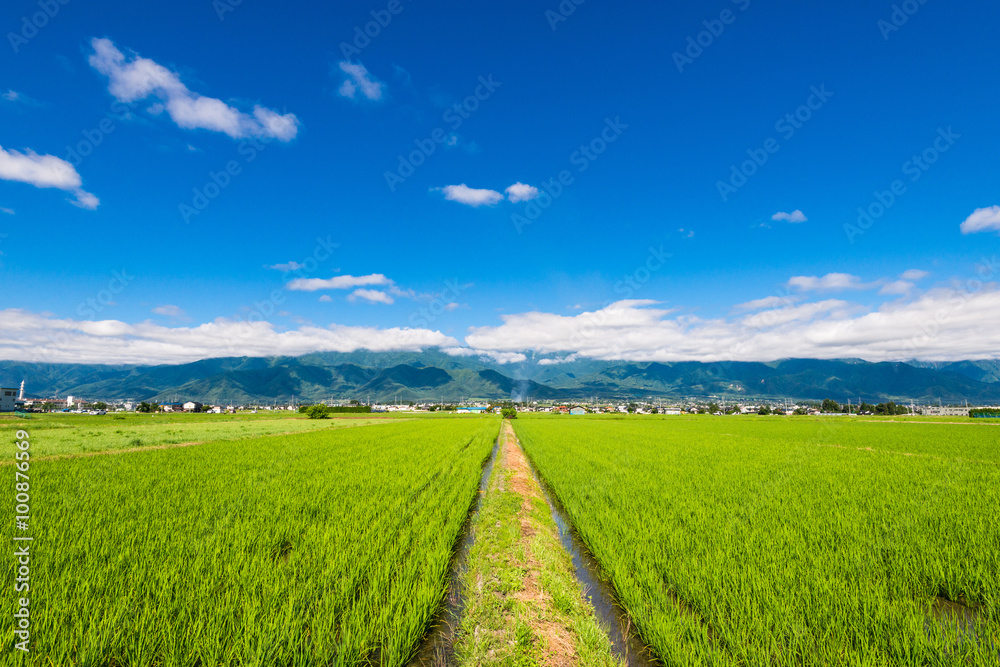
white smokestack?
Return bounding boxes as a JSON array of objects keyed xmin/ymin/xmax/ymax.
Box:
[{"xmin": 18, "ymin": 380, "xmax": 24, "ymax": 400}]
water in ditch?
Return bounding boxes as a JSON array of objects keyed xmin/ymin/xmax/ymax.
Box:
[
  {"xmin": 407, "ymin": 435, "xmax": 501, "ymax": 666},
  {"xmin": 525, "ymin": 455, "xmax": 661, "ymax": 666}
]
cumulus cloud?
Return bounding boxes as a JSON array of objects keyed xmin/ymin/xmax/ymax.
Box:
[
  {"xmin": 347, "ymin": 289, "xmax": 394, "ymax": 304},
  {"xmin": 505, "ymin": 182, "xmax": 539, "ymax": 203},
  {"xmin": 286, "ymin": 273, "xmax": 390, "ymax": 291},
  {"xmin": 462, "ymin": 286, "xmax": 1000, "ymax": 363},
  {"xmin": 960, "ymin": 206, "xmax": 1000, "ymax": 235},
  {"xmin": 787, "ymin": 273, "xmax": 876, "ymax": 292},
  {"xmin": 0, "ymin": 309, "xmax": 458, "ymax": 365},
  {"xmin": 0, "ymin": 145, "xmax": 99, "ymax": 209},
  {"xmin": 434, "ymin": 184, "xmax": 504, "ymax": 207},
  {"xmin": 337, "ymin": 61, "xmax": 384, "ymax": 101},
  {"xmin": 89, "ymin": 38, "xmax": 299, "ymax": 141},
  {"xmin": 772, "ymin": 210, "xmax": 808, "ymax": 223}
]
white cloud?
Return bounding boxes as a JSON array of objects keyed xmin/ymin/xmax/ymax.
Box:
[
  {"xmin": 900, "ymin": 269, "xmax": 929, "ymax": 281},
  {"xmin": 880, "ymin": 280, "xmax": 914, "ymax": 295},
  {"xmin": 318, "ymin": 295, "xmax": 332, "ymax": 303},
  {"xmin": 1, "ymin": 90, "xmax": 41, "ymax": 106},
  {"xmin": 337, "ymin": 61, "xmax": 384, "ymax": 101},
  {"xmin": 772, "ymin": 210, "xmax": 807, "ymax": 223},
  {"xmin": 0, "ymin": 309, "xmax": 458, "ymax": 365},
  {"xmin": 0, "ymin": 207, "xmax": 13, "ymax": 215},
  {"xmin": 434, "ymin": 184, "xmax": 504, "ymax": 207},
  {"xmin": 787, "ymin": 273, "xmax": 876, "ymax": 292},
  {"xmin": 267, "ymin": 261, "xmax": 306, "ymax": 272},
  {"xmin": 960, "ymin": 206, "xmax": 1000, "ymax": 235},
  {"xmin": 735, "ymin": 295, "xmax": 795, "ymax": 311},
  {"xmin": 89, "ymin": 38, "xmax": 299, "ymax": 141},
  {"xmin": 152, "ymin": 305, "xmax": 186, "ymax": 317},
  {"xmin": 0, "ymin": 145, "xmax": 99, "ymax": 209},
  {"xmin": 347, "ymin": 289, "xmax": 393, "ymax": 304},
  {"xmin": 286, "ymin": 274, "xmax": 390, "ymax": 291},
  {"xmin": 537, "ymin": 354, "xmax": 579, "ymax": 366},
  {"xmin": 505, "ymin": 182, "xmax": 539, "ymax": 203},
  {"xmin": 462, "ymin": 287, "xmax": 1000, "ymax": 363},
  {"xmin": 442, "ymin": 347, "xmax": 527, "ymax": 364}
]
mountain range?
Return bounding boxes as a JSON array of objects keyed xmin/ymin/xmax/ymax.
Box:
[{"xmin": 2, "ymin": 351, "xmax": 999, "ymax": 405}]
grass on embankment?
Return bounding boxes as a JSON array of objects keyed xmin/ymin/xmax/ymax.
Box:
[{"xmin": 455, "ymin": 421, "xmax": 621, "ymax": 667}]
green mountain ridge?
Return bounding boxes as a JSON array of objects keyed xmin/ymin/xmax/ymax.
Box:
[{"xmin": 3, "ymin": 353, "xmax": 999, "ymax": 404}]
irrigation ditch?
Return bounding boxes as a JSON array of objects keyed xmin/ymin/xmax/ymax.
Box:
[
  {"xmin": 517, "ymin": 432, "xmax": 661, "ymax": 667},
  {"xmin": 409, "ymin": 422, "xmax": 660, "ymax": 666},
  {"xmin": 408, "ymin": 433, "xmax": 501, "ymax": 666}
]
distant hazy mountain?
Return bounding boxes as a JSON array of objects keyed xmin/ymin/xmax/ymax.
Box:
[{"xmin": 2, "ymin": 352, "xmax": 998, "ymax": 404}]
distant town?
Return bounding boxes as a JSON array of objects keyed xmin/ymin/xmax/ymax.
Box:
[{"xmin": 3, "ymin": 381, "xmax": 995, "ymax": 418}]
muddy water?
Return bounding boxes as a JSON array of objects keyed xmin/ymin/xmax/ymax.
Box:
[
  {"xmin": 925, "ymin": 596, "xmax": 996, "ymax": 654},
  {"xmin": 525, "ymin": 458, "xmax": 661, "ymax": 666},
  {"xmin": 407, "ymin": 436, "xmax": 501, "ymax": 666}
]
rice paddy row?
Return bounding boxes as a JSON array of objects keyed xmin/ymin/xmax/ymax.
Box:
[
  {"xmin": 1, "ymin": 418, "xmax": 499, "ymax": 666},
  {"xmin": 513, "ymin": 416, "xmax": 1000, "ymax": 665}
]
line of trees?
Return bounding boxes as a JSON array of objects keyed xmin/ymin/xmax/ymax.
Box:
[
  {"xmin": 299, "ymin": 404, "xmax": 373, "ymax": 419},
  {"xmin": 821, "ymin": 398, "xmax": 911, "ymax": 415}
]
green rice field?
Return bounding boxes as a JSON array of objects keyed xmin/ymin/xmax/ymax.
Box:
[
  {"xmin": 513, "ymin": 416, "xmax": 1000, "ymax": 665},
  {"xmin": 0, "ymin": 412, "xmax": 400, "ymax": 458},
  {"xmin": 2, "ymin": 417, "xmax": 498, "ymax": 666},
  {"xmin": 3, "ymin": 412, "xmax": 998, "ymax": 666}
]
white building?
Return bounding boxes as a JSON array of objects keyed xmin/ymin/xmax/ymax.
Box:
[
  {"xmin": 1, "ymin": 387, "xmax": 18, "ymax": 412},
  {"xmin": 923, "ymin": 406, "xmax": 970, "ymax": 417}
]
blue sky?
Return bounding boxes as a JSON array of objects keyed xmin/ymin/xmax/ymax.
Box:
[{"xmin": 1, "ymin": 0, "xmax": 998, "ymax": 365}]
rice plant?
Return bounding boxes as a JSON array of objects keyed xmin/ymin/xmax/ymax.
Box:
[
  {"xmin": 513, "ymin": 416, "xmax": 1000, "ymax": 666},
  {"xmin": 1, "ymin": 418, "xmax": 499, "ymax": 666}
]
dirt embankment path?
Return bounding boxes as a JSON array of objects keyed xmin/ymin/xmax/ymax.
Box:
[{"xmin": 455, "ymin": 421, "xmax": 620, "ymax": 667}]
